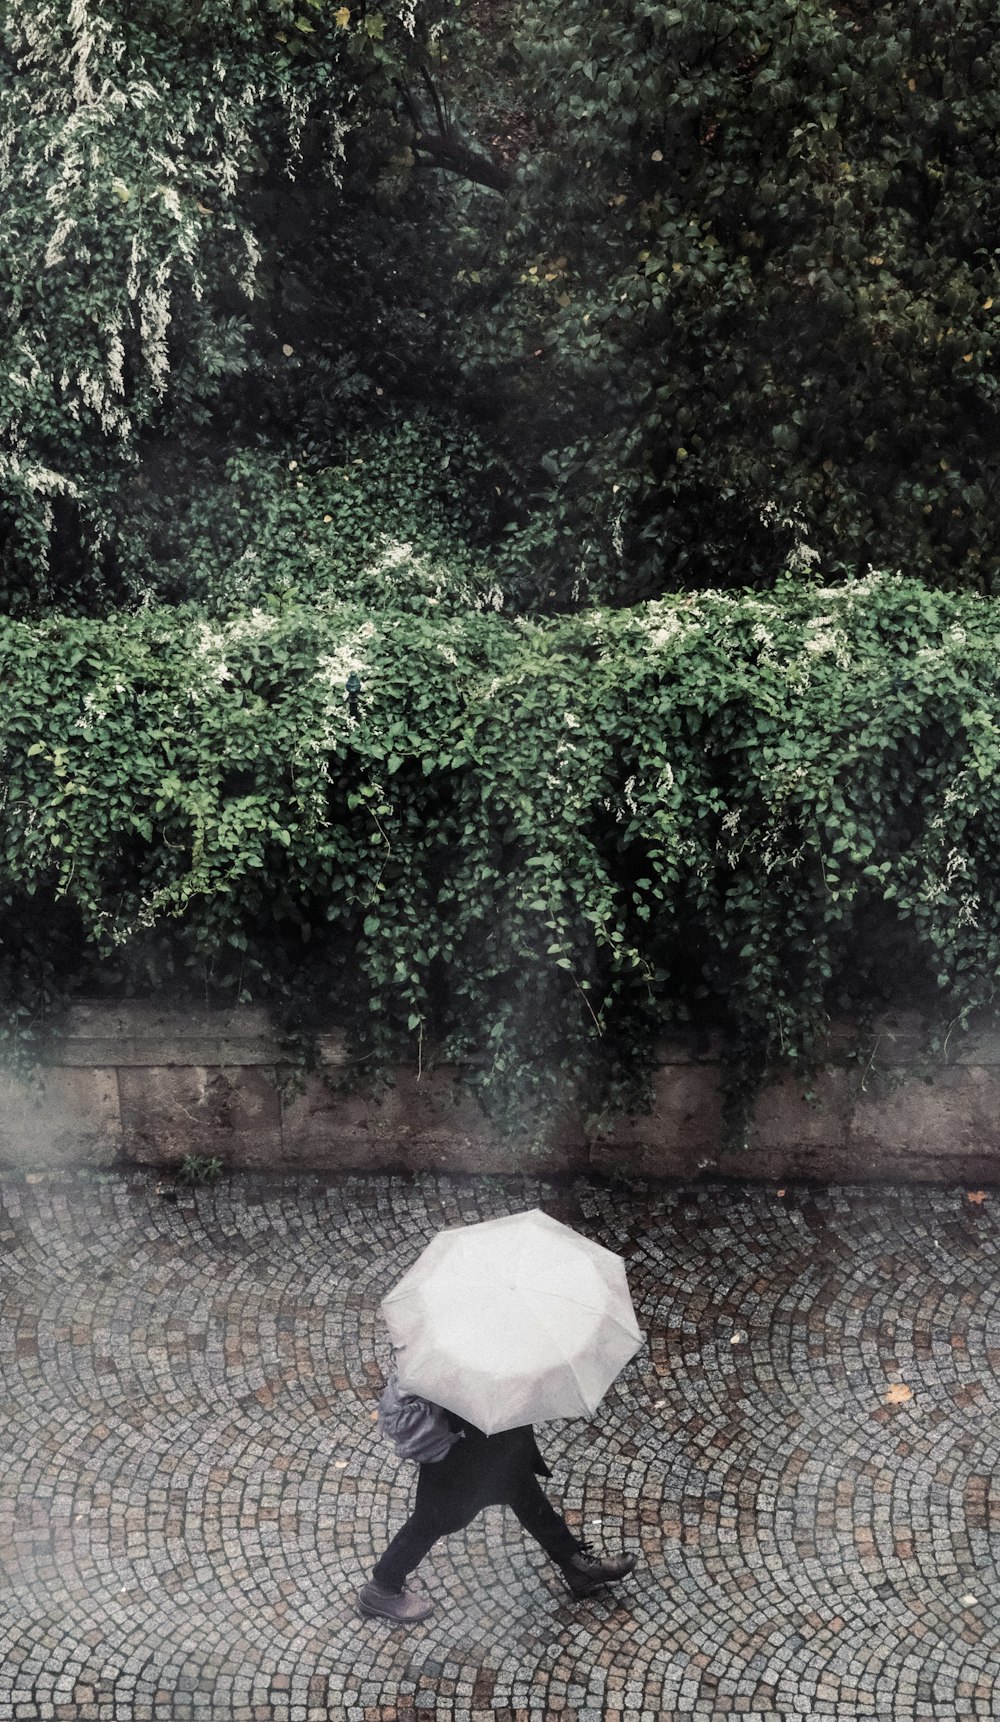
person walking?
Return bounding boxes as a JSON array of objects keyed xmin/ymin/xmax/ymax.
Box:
[
  {"xmin": 358, "ymin": 1404, "xmax": 637, "ymax": 1623},
  {"xmin": 361, "ymin": 1208, "xmax": 644, "ymax": 1624}
]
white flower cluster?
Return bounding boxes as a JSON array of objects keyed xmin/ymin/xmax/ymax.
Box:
[
  {"xmin": 352, "ymin": 538, "xmax": 505, "ymax": 612},
  {"xmin": 815, "ymin": 567, "xmax": 901, "ymax": 605},
  {"xmin": 0, "ymin": 452, "xmax": 80, "ymax": 539},
  {"xmin": 801, "ymin": 614, "xmax": 852, "ymax": 668},
  {"xmin": 222, "ymin": 609, "xmax": 280, "ymax": 643},
  {"xmin": 633, "ymin": 603, "xmax": 701, "ymax": 654},
  {"xmin": 609, "ymin": 492, "xmax": 625, "ymax": 560}
]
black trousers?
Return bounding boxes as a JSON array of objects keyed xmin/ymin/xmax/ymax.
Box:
[{"xmin": 372, "ymin": 1470, "xmax": 582, "ymax": 1591}]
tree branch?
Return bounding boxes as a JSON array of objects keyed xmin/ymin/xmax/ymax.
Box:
[
  {"xmin": 420, "ymin": 60, "xmax": 449, "ymax": 142},
  {"xmin": 410, "ymin": 128, "xmax": 513, "ymax": 191},
  {"xmin": 395, "ymin": 74, "xmax": 512, "ymax": 192}
]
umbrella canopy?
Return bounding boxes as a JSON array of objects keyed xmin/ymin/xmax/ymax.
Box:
[{"xmin": 381, "ymin": 1208, "xmax": 643, "ymax": 1435}]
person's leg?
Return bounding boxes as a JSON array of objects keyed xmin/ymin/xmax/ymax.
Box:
[
  {"xmin": 360, "ymin": 1481, "xmax": 477, "ymax": 1621},
  {"xmin": 371, "ymin": 1503, "xmax": 449, "ymax": 1593},
  {"xmin": 360, "ymin": 1503, "xmax": 445, "ymax": 1623},
  {"xmin": 506, "ymin": 1473, "xmax": 637, "ymax": 1597},
  {"xmin": 505, "ymin": 1473, "xmax": 583, "ymax": 1564}
]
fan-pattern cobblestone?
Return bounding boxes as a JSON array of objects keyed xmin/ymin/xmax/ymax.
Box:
[{"xmin": 2, "ymin": 1171, "xmax": 999, "ymax": 1720}]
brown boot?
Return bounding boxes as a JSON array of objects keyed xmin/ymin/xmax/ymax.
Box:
[
  {"xmin": 561, "ymin": 1547, "xmax": 637, "ymax": 1598},
  {"xmin": 357, "ymin": 1580, "xmax": 434, "ymax": 1623}
]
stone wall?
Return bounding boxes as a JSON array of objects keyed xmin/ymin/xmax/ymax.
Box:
[{"xmin": 1, "ymin": 1001, "xmax": 999, "ymax": 1183}]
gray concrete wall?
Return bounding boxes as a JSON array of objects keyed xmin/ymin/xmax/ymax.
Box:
[{"xmin": 1, "ymin": 1001, "xmax": 999, "ymax": 1183}]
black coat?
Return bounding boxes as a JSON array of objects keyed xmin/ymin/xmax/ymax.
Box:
[{"xmin": 411, "ymin": 1416, "xmax": 551, "ymax": 1531}]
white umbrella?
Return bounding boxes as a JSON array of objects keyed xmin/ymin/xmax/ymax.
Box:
[{"xmin": 380, "ymin": 1208, "xmax": 643, "ymax": 1435}]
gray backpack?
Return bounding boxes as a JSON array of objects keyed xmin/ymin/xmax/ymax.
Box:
[{"xmin": 377, "ymin": 1365, "xmax": 463, "ymax": 1464}]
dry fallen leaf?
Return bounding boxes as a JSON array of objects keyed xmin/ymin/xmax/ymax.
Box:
[
  {"xmin": 884, "ymin": 1383, "xmax": 913, "ymax": 1404},
  {"xmin": 966, "ymin": 1190, "xmax": 988, "ymax": 1204}
]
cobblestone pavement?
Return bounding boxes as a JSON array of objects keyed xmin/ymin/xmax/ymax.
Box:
[{"xmin": 2, "ymin": 1171, "xmax": 1000, "ymax": 1721}]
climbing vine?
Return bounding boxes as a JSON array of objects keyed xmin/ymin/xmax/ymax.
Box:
[{"xmin": 2, "ymin": 570, "xmax": 999, "ymax": 1136}]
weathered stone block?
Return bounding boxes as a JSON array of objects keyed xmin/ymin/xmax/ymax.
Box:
[
  {"xmin": 118, "ymin": 1066, "xmax": 281, "ymax": 1168},
  {"xmin": 849, "ymin": 1065, "xmax": 1000, "ymax": 1182},
  {"xmin": 589, "ymin": 1063, "xmax": 724, "ymax": 1180},
  {"xmin": 280, "ymin": 1064, "xmax": 586, "ymax": 1175},
  {"xmin": 0, "ymin": 1066, "xmax": 121, "ymax": 1169},
  {"xmin": 736, "ymin": 1066, "xmax": 855, "ymax": 1181},
  {"xmin": 951, "ymin": 1030, "xmax": 1000, "ymax": 1067},
  {"xmin": 58, "ymin": 1000, "xmax": 282, "ymax": 1067}
]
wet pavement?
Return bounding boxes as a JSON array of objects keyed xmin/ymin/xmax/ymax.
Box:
[{"xmin": 2, "ymin": 1169, "xmax": 999, "ymax": 1721}]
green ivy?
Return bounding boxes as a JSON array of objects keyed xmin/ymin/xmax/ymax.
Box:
[
  {"xmin": 109, "ymin": 418, "xmax": 503, "ymax": 612},
  {"xmin": 2, "ymin": 570, "xmax": 999, "ymax": 1137}
]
